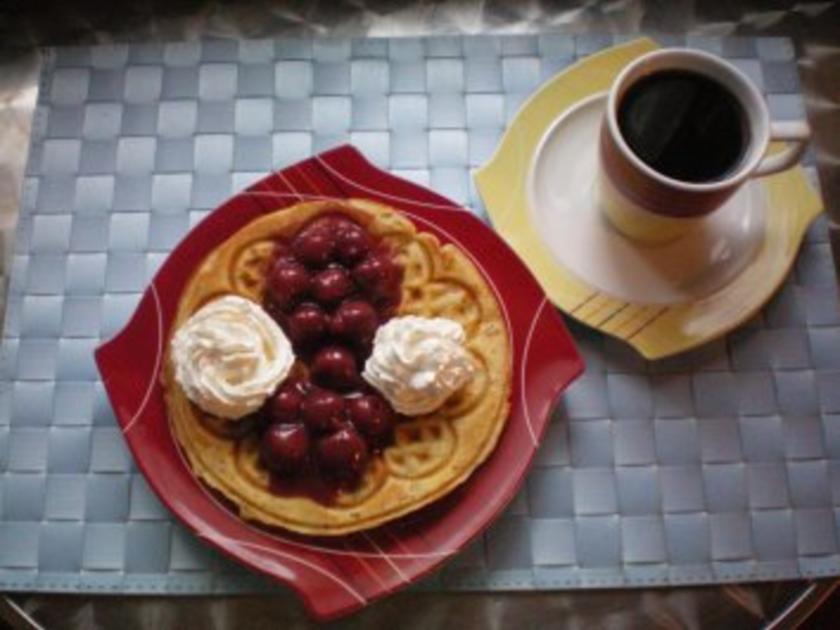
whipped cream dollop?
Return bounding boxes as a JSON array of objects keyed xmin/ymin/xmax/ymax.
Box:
[
  {"xmin": 170, "ymin": 295, "xmax": 294, "ymax": 420},
  {"xmin": 362, "ymin": 316, "xmax": 474, "ymax": 416}
]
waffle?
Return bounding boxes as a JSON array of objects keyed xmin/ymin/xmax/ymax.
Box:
[{"xmin": 162, "ymin": 199, "xmax": 512, "ymax": 536}]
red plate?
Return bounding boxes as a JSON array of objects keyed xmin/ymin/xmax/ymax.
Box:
[{"xmin": 95, "ymin": 145, "xmax": 583, "ymax": 620}]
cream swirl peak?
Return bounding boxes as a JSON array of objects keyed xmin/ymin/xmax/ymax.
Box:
[
  {"xmin": 170, "ymin": 295, "xmax": 294, "ymax": 420},
  {"xmin": 362, "ymin": 316, "xmax": 474, "ymax": 416}
]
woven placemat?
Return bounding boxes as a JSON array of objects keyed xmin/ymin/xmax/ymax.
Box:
[{"xmin": 1, "ymin": 33, "xmax": 838, "ymax": 594}]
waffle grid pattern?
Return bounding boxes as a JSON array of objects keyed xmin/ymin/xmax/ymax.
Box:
[{"xmin": 1, "ymin": 33, "xmax": 838, "ymax": 593}]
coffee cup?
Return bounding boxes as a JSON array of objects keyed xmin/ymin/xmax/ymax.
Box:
[{"xmin": 599, "ymin": 48, "xmax": 810, "ymax": 244}]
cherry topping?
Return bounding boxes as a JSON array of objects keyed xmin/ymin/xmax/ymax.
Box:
[
  {"xmin": 311, "ymin": 267, "xmax": 355, "ymax": 306},
  {"xmin": 330, "ymin": 299, "xmax": 379, "ymax": 345},
  {"xmin": 353, "ymin": 253, "xmax": 401, "ymax": 302},
  {"xmin": 326, "ymin": 214, "xmax": 359, "ymax": 234},
  {"xmin": 292, "ymin": 228, "xmax": 335, "ymax": 268},
  {"xmin": 309, "ymin": 215, "xmax": 352, "ymax": 233},
  {"xmin": 378, "ymin": 284, "xmax": 403, "ymax": 313},
  {"xmin": 335, "ymin": 224, "xmax": 372, "ymax": 265},
  {"xmin": 301, "ymin": 388, "xmax": 346, "ymax": 433},
  {"xmin": 268, "ymin": 383, "xmax": 304, "ymax": 424},
  {"xmin": 311, "ymin": 346, "xmax": 360, "ymax": 391},
  {"xmin": 315, "ymin": 425, "xmax": 369, "ymax": 480},
  {"xmin": 267, "ymin": 259, "xmax": 310, "ymax": 311},
  {"xmin": 272, "ymin": 241, "xmax": 296, "ymax": 263},
  {"xmin": 287, "ymin": 302, "xmax": 328, "ymax": 347},
  {"xmin": 260, "ymin": 423, "xmax": 310, "ymax": 475},
  {"xmin": 225, "ymin": 412, "xmax": 267, "ymax": 440},
  {"xmin": 256, "ymin": 216, "xmax": 407, "ymax": 489},
  {"xmin": 347, "ymin": 394, "xmax": 395, "ymax": 443}
]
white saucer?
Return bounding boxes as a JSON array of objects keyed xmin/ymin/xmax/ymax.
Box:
[{"xmin": 527, "ymin": 92, "xmax": 767, "ymax": 305}]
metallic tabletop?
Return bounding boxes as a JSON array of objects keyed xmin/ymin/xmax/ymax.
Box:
[{"xmin": 0, "ymin": 1, "xmax": 838, "ymax": 628}]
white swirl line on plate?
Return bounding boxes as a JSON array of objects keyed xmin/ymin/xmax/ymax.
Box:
[
  {"xmin": 383, "ymin": 528, "xmax": 410, "ymax": 551},
  {"xmin": 382, "ymin": 529, "xmax": 421, "ymax": 570},
  {"xmin": 519, "ymin": 297, "xmax": 549, "ymax": 447},
  {"xmin": 200, "ymin": 531, "xmax": 367, "ymax": 605},
  {"xmin": 342, "ymin": 539, "xmax": 389, "ymax": 589},
  {"xmin": 123, "ymin": 282, "xmax": 163, "ymax": 435},
  {"xmin": 315, "ymin": 155, "xmax": 461, "ymax": 211},
  {"xmin": 363, "ymin": 532, "xmax": 408, "ymax": 584},
  {"xmin": 275, "ymin": 171, "xmax": 304, "ymax": 201}
]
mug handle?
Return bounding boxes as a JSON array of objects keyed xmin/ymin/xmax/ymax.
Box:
[{"xmin": 752, "ymin": 120, "xmax": 811, "ymax": 177}]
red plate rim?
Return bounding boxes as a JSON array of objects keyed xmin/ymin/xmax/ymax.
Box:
[{"xmin": 94, "ymin": 145, "xmax": 584, "ymax": 620}]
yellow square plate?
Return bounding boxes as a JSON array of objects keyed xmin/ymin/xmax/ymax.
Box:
[{"xmin": 475, "ymin": 38, "xmax": 823, "ymax": 360}]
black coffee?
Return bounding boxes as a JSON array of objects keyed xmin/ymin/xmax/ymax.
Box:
[{"xmin": 617, "ymin": 70, "xmax": 748, "ymax": 183}]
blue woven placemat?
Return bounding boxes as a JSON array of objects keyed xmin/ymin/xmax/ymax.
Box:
[{"xmin": 1, "ymin": 33, "xmax": 839, "ymax": 594}]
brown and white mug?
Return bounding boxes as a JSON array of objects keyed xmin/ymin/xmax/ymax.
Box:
[{"xmin": 599, "ymin": 48, "xmax": 810, "ymax": 244}]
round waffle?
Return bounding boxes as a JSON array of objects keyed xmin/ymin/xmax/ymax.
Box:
[{"xmin": 162, "ymin": 199, "xmax": 512, "ymax": 536}]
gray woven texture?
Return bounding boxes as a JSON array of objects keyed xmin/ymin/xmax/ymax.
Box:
[{"xmin": 0, "ymin": 34, "xmax": 837, "ymax": 594}]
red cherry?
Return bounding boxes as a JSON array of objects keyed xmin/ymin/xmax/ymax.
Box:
[
  {"xmin": 335, "ymin": 225, "xmax": 372, "ymax": 265},
  {"xmin": 226, "ymin": 412, "xmax": 266, "ymax": 440},
  {"xmin": 286, "ymin": 302, "xmax": 328, "ymax": 347},
  {"xmin": 353, "ymin": 338, "xmax": 374, "ymax": 362},
  {"xmin": 324, "ymin": 214, "xmax": 358, "ymax": 233},
  {"xmin": 307, "ymin": 215, "xmax": 351, "ymax": 234},
  {"xmin": 311, "ymin": 267, "xmax": 355, "ymax": 306},
  {"xmin": 267, "ymin": 259, "xmax": 310, "ymax": 310},
  {"xmin": 353, "ymin": 253, "xmax": 402, "ymax": 301},
  {"xmin": 281, "ymin": 375, "xmax": 314, "ymax": 399},
  {"xmin": 330, "ymin": 299, "xmax": 379, "ymax": 344},
  {"xmin": 260, "ymin": 423, "xmax": 309, "ymax": 474},
  {"xmin": 268, "ymin": 383, "xmax": 303, "ymax": 423},
  {"xmin": 315, "ymin": 425, "xmax": 368, "ymax": 480},
  {"xmin": 272, "ymin": 240, "xmax": 296, "ymax": 263},
  {"xmin": 292, "ymin": 229, "xmax": 335, "ymax": 268},
  {"xmin": 347, "ymin": 394, "xmax": 395, "ymax": 442},
  {"xmin": 378, "ymin": 282, "xmax": 403, "ymax": 313},
  {"xmin": 285, "ymin": 374, "xmax": 312, "ymax": 394},
  {"xmin": 311, "ymin": 346, "xmax": 359, "ymax": 391},
  {"xmin": 262, "ymin": 298, "xmax": 287, "ymax": 326},
  {"xmin": 300, "ymin": 388, "xmax": 346, "ymax": 433}
]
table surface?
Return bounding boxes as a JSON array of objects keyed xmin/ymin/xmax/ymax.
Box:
[{"xmin": 0, "ymin": 1, "xmax": 839, "ymax": 628}]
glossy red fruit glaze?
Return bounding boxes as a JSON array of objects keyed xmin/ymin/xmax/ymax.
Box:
[
  {"xmin": 272, "ymin": 240, "xmax": 297, "ymax": 263},
  {"xmin": 330, "ymin": 299, "xmax": 378, "ymax": 343},
  {"xmin": 292, "ymin": 228, "xmax": 335, "ymax": 268},
  {"xmin": 311, "ymin": 267, "xmax": 355, "ymax": 305},
  {"xmin": 352, "ymin": 252, "xmax": 402, "ymax": 301},
  {"xmin": 262, "ymin": 298, "xmax": 287, "ymax": 326},
  {"xmin": 287, "ymin": 302, "xmax": 329, "ymax": 347},
  {"xmin": 352, "ymin": 338, "xmax": 374, "ymax": 362},
  {"xmin": 268, "ymin": 383, "xmax": 304, "ymax": 424},
  {"xmin": 308, "ymin": 214, "xmax": 353, "ymax": 233},
  {"xmin": 225, "ymin": 411, "xmax": 268, "ymax": 440},
  {"xmin": 346, "ymin": 394, "xmax": 395, "ymax": 443},
  {"xmin": 378, "ymin": 282, "xmax": 403, "ymax": 313},
  {"xmin": 334, "ymin": 224, "xmax": 372, "ymax": 265},
  {"xmin": 300, "ymin": 388, "xmax": 346, "ymax": 433},
  {"xmin": 260, "ymin": 423, "xmax": 310, "ymax": 475},
  {"xmin": 315, "ymin": 425, "xmax": 369, "ymax": 480},
  {"xmin": 311, "ymin": 346, "xmax": 359, "ymax": 391},
  {"xmin": 267, "ymin": 259, "xmax": 311, "ymax": 311}
]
